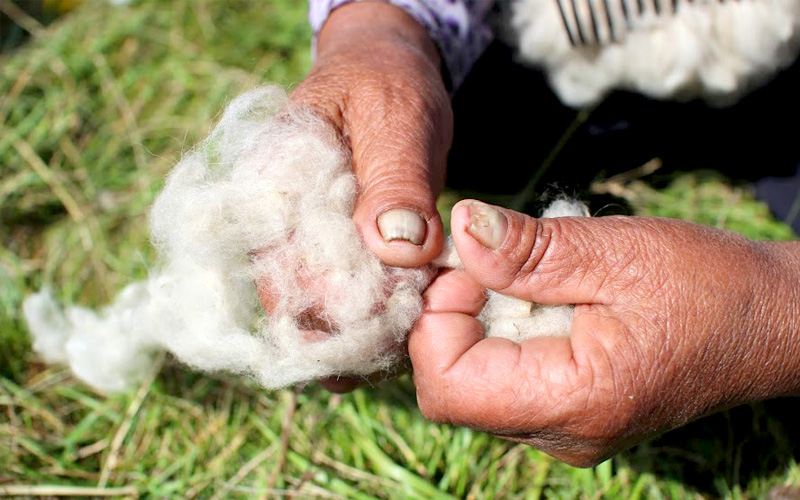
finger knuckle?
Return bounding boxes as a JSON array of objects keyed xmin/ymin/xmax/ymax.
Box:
[
  {"xmin": 561, "ymin": 447, "xmax": 612, "ymax": 468},
  {"xmin": 415, "ymin": 391, "xmax": 449, "ymax": 424},
  {"xmin": 508, "ymin": 217, "xmax": 559, "ymax": 292}
]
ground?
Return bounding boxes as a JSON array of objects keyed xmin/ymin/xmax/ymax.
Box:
[{"xmin": 0, "ymin": 1, "xmax": 798, "ymax": 498}]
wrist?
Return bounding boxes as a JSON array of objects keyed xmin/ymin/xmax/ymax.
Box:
[
  {"xmin": 745, "ymin": 241, "xmax": 800, "ymax": 399},
  {"xmin": 317, "ymin": 1, "xmax": 442, "ymax": 73}
]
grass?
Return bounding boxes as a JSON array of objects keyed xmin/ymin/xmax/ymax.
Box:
[{"xmin": 1, "ymin": 0, "xmax": 798, "ymax": 498}]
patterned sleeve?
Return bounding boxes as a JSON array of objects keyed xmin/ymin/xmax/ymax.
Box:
[{"xmin": 308, "ymin": 0, "xmax": 495, "ymax": 90}]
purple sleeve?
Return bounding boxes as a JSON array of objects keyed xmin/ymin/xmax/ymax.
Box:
[{"xmin": 308, "ymin": 0, "xmax": 495, "ymax": 90}]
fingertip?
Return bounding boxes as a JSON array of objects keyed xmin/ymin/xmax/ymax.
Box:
[
  {"xmin": 423, "ymin": 269, "xmax": 486, "ymax": 315},
  {"xmin": 451, "ymin": 199, "xmax": 510, "ymax": 251},
  {"xmin": 450, "ymin": 199, "xmax": 514, "ymax": 280},
  {"xmin": 356, "ymin": 205, "xmax": 445, "ymax": 268},
  {"xmin": 450, "ymin": 199, "xmax": 473, "ymax": 233}
]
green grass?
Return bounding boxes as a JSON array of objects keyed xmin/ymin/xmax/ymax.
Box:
[{"xmin": 1, "ymin": 1, "xmax": 798, "ymax": 498}]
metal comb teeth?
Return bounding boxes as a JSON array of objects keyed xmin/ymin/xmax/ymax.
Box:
[{"xmin": 555, "ymin": 0, "xmax": 747, "ymax": 47}]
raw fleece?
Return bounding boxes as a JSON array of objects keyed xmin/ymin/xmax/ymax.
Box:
[{"xmin": 511, "ymin": 0, "xmax": 800, "ymax": 106}]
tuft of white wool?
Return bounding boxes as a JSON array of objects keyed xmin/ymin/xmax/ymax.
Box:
[
  {"xmin": 540, "ymin": 198, "xmax": 591, "ymax": 219},
  {"xmin": 23, "ymin": 86, "xmax": 585, "ymax": 393},
  {"xmin": 23, "ymin": 284, "xmax": 157, "ymax": 393},
  {"xmin": 511, "ymin": 0, "xmax": 800, "ymax": 107}
]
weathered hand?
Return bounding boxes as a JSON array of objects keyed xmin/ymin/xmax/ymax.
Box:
[
  {"xmin": 291, "ymin": 2, "xmax": 452, "ymax": 267},
  {"xmin": 258, "ymin": 3, "xmax": 452, "ymax": 391},
  {"xmin": 409, "ymin": 200, "xmax": 800, "ymax": 466}
]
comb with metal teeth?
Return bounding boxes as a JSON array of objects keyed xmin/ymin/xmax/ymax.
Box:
[{"xmin": 556, "ymin": 0, "xmax": 746, "ymax": 47}]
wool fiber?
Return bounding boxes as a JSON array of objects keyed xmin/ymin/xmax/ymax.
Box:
[
  {"xmin": 511, "ymin": 0, "xmax": 800, "ymax": 107},
  {"xmin": 24, "ymin": 87, "xmax": 584, "ymax": 393}
]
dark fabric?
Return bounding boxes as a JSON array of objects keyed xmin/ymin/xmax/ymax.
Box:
[{"xmin": 446, "ymin": 41, "xmax": 800, "ymax": 233}]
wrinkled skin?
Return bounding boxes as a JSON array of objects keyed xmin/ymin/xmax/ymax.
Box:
[
  {"xmin": 260, "ymin": 2, "xmax": 800, "ymax": 464},
  {"xmin": 409, "ymin": 200, "xmax": 800, "ymax": 466}
]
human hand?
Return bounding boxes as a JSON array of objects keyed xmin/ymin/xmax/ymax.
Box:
[
  {"xmin": 258, "ymin": 2, "xmax": 452, "ymax": 391},
  {"xmin": 291, "ymin": 2, "xmax": 452, "ymax": 266},
  {"xmin": 409, "ymin": 200, "xmax": 800, "ymax": 466}
]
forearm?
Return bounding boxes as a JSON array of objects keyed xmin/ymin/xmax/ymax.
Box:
[
  {"xmin": 317, "ymin": 2, "xmax": 441, "ymax": 70},
  {"xmin": 310, "ymin": 0, "xmax": 495, "ymax": 90},
  {"xmin": 748, "ymin": 240, "xmax": 800, "ymax": 399}
]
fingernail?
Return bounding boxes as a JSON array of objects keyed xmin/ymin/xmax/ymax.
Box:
[
  {"xmin": 468, "ymin": 201, "xmax": 507, "ymax": 250},
  {"xmin": 378, "ymin": 209, "xmax": 426, "ymax": 245}
]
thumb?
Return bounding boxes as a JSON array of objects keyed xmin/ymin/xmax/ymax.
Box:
[{"xmin": 450, "ymin": 200, "xmax": 645, "ymax": 305}]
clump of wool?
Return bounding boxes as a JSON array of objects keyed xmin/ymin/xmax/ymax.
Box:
[
  {"xmin": 511, "ymin": 0, "xmax": 800, "ymax": 107},
  {"xmin": 23, "ymin": 87, "xmax": 584, "ymax": 393}
]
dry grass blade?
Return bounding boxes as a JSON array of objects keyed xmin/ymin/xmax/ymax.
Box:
[
  {"xmin": 590, "ymin": 158, "xmax": 663, "ymax": 204},
  {"xmin": 264, "ymin": 388, "xmax": 300, "ymax": 498},
  {"xmin": 10, "ymin": 134, "xmax": 85, "ymax": 222},
  {"xmin": 92, "ymin": 54, "xmax": 148, "ymax": 174},
  {"xmin": 209, "ymin": 446, "xmax": 276, "ymax": 500},
  {"xmin": 0, "ymin": 0, "xmax": 44, "ymax": 37},
  {"xmin": 0, "ymin": 484, "xmax": 138, "ymax": 497},
  {"xmin": 98, "ymin": 352, "xmax": 163, "ymax": 488},
  {"xmin": 312, "ymin": 450, "xmax": 398, "ymax": 489}
]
